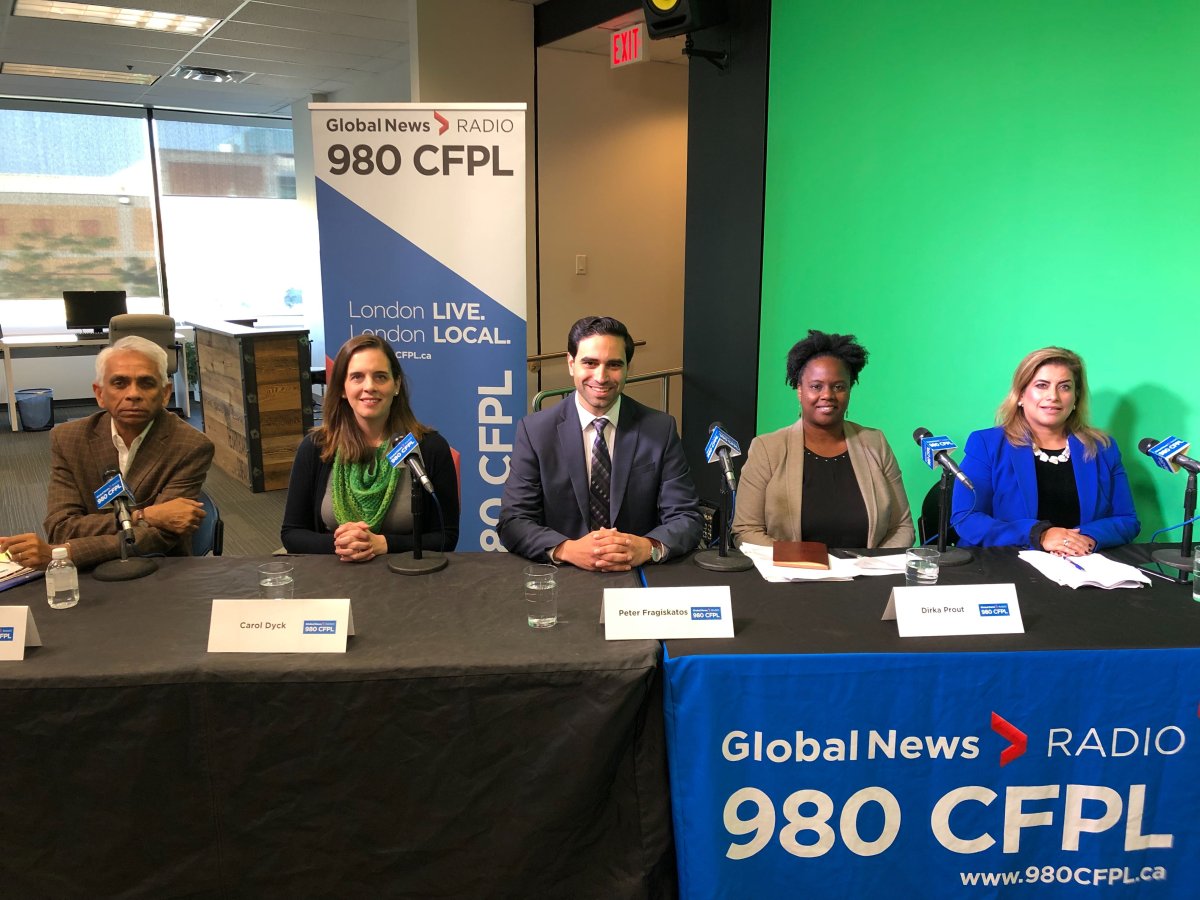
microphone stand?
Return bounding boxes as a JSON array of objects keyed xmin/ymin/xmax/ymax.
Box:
[
  {"xmin": 388, "ymin": 470, "xmax": 447, "ymax": 575},
  {"xmin": 1151, "ymin": 471, "xmax": 1197, "ymax": 573},
  {"xmin": 935, "ymin": 467, "xmax": 972, "ymax": 567},
  {"xmin": 695, "ymin": 475, "xmax": 753, "ymax": 572},
  {"xmin": 93, "ymin": 514, "xmax": 158, "ymax": 582}
]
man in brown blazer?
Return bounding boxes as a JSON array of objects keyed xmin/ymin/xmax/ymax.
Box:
[{"xmin": 0, "ymin": 336, "xmax": 214, "ymax": 570}]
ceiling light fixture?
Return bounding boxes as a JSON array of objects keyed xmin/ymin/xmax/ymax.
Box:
[
  {"xmin": 170, "ymin": 65, "xmax": 249, "ymax": 84},
  {"xmin": 0, "ymin": 62, "xmax": 158, "ymax": 84},
  {"xmin": 14, "ymin": 1, "xmax": 221, "ymax": 35}
]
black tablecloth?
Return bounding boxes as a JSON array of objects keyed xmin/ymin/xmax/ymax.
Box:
[
  {"xmin": 648, "ymin": 545, "xmax": 1200, "ymax": 657},
  {"xmin": 0, "ymin": 554, "xmax": 674, "ymax": 899}
]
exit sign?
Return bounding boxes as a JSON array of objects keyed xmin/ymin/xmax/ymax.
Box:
[{"xmin": 611, "ymin": 24, "xmax": 646, "ymax": 68}]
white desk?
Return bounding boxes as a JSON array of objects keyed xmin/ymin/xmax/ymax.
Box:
[{"xmin": 0, "ymin": 333, "xmax": 190, "ymax": 431}]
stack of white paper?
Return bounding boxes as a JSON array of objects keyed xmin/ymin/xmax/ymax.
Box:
[
  {"xmin": 1017, "ymin": 551, "xmax": 1151, "ymax": 590},
  {"xmin": 738, "ymin": 543, "xmax": 871, "ymax": 583},
  {"xmin": 0, "ymin": 557, "xmax": 36, "ymax": 584},
  {"xmin": 848, "ymin": 554, "xmax": 908, "ymax": 576}
]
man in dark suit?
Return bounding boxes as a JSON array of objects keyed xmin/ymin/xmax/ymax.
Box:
[
  {"xmin": 499, "ymin": 316, "xmax": 702, "ymax": 570},
  {"xmin": 0, "ymin": 336, "xmax": 214, "ymax": 570}
]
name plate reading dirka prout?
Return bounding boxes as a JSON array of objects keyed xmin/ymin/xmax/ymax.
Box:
[
  {"xmin": 207, "ymin": 599, "xmax": 355, "ymax": 653},
  {"xmin": 882, "ymin": 583, "xmax": 1024, "ymax": 637},
  {"xmin": 0, "ymin": 606, "xmax": 42, "ymax": 661},
  {"xmin": 603, "ymin": 586, "xmax": 733, "ymax": 640}
]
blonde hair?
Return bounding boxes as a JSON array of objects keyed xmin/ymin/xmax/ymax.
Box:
[{"xmin": 996, "ymin": 346, "xmax": 1110, "ymax": 459}]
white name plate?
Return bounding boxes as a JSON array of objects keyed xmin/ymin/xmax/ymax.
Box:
[
  {"xmin": 207, "ymin": 599, "xmax": 355, "ymax": 653},
  {"xmin": 0, "ymin": 606, "xmax": 42, "ymax": 661},
  {"xmin": 603, "ymin": 586, "xmax": 734, "ymax": 640},
  {"xmin": 882, "ymin": 583, "xmax": 1024, "ymax": 637}
]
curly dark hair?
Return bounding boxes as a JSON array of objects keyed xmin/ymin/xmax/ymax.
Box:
[{"xmin": 785, "ymin": 330, "xmax": 869, "ymax": 388}]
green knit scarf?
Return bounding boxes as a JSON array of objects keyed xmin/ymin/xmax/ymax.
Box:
[{"xmin": 330, "ymin": 444, "xmax": 399, "ymax": 530}]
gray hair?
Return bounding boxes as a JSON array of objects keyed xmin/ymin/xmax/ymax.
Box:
[{"xmin": 95, "ymin": 336, "xmax": 169, "ymax": 386}]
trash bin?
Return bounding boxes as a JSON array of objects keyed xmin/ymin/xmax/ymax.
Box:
[{"xmin": 15, "ymin": 388, "xmax": 54, "ymax": 432}]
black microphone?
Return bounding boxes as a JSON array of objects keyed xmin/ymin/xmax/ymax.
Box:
[
  {"xmin": 913, "ymin": 428, "xmax": 975, "ymax": 491},
  {"xmin": 1139, "ymin": 438, "xmax": 1200, "ymax": 475},
  {"xmin": 102, "ymin": 467, "xmax": 137, "ymax": 544},
  {"xmin": 390, "ymin": 434, "xmax": 435, "ymax": 494},
  {"xmin": 706, "ymin": 422, "xmax": 740, "ymax": 492}
]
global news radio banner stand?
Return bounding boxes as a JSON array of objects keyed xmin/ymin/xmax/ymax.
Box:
[{"xmin": 310, "ymin": 103, "xmax": 527, "ymax": 553}]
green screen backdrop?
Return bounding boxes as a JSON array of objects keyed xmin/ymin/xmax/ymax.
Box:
[{"xmin": 760, "ymin": 1, "xmax": 1200, "ymax": 540}]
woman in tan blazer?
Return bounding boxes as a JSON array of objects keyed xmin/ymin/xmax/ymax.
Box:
[{"xmin": 732, "ymin": 330, "xmax": 914, "ymax": 550}]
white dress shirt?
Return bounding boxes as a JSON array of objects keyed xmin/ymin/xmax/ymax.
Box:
[{"xmin": 110, "ymin": 417, "xmax": 155, "ymax": 480}]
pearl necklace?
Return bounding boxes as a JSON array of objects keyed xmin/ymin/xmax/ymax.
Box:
[{"xmin": 1033, "ymin": 444, "xmax": 1070, "ymax": 464}]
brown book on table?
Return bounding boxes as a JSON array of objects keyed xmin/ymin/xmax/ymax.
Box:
[{"xmin": 772, "ymin": 540, "xmax": 830, "ymax": 570}]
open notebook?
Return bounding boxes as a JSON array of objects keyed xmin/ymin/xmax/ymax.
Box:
[
  {"xmin": 1017, "ymin": 551, "xmax": 1151, "ymax": 590},
  {"xmin": 0, "ymin": 556, "xmax": 44, "ymax": 593}
]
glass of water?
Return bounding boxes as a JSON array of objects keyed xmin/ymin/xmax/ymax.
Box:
[
  {"xmin": 905, "ymin": 548, "xmax": 940, "ymax": 586},
  {"xmin": 524, "ymin": 563, "xmax": 558, "ymax": 628},
  {"xmin": 258, "ymin": 561, "xmax": 295, "ymax": 600}
]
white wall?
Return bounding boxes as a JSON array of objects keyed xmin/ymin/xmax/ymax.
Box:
[
  {"xmin": 411, "ymin": 0, "xmax": 537, "ymax": 404},
  {"xmin": 535, "ymin": 47, "xmax": 688, "ymax": 418},
  {"xmin": 285, "ymin": 5, "xmax": 688, "ymax": 426}
]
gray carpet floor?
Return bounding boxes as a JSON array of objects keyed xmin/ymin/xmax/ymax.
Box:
[{"xmin": 0, "ymin": 401, "xmax": 288, "ymax": 557}]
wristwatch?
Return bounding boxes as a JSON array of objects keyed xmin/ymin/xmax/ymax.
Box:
[{"xmin": 649, "ymin": 539, "xmax": 664, "ymax": 564}]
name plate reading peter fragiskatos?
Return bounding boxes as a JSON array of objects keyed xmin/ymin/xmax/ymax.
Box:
[
  {"xmin": 207, "ymin": 599, "xmax": 355, "ymax": 653},
  {"xmin": 603, "ymin": 586, "xmax": 733, "ymax": 640},
  {"xmin": 882, "ymin": 583, "xmax": 1024, "ymax": 637},
  {"xmin": 0, "ymin": 606, "xmax": 42, "ymax": 661}
]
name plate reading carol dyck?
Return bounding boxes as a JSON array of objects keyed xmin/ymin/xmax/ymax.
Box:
[
  {"xmin": 207, "ymin": 599, "xmax": 355, "ymax": 653},
  {"xmin": 882, "ymin": 583, "xmax": 1024, "ymax": 638},
  {"xmin": 0, "ymin": 606, "xmax": 42, "ymax": 661},
  {"xmin": 603, "ymin": 586, "xmax": 733, "ymax": 640}
]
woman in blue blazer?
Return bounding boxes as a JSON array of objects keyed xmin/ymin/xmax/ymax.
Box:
[{"xmin": 951, "ymin": 347, "xmax": 1139, "ymax": 552}]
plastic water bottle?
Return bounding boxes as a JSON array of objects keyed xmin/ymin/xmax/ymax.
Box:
[
  {"xmin": 45, "ymin": 546, "xmax": 80, "ymax": 609},
  {"xmin": 1193, "ymin": 549, "xmax": 1200, "ymax": 603}
]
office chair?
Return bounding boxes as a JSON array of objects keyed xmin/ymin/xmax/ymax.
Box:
[
  {"xmin": 192, "ymin": 490, "xmax": 225, "ymax": 557},
  {"xmin": 917, "ymin": 480, "xmax": 959, "ymax": 547},
  {"xmin": 108, "ymin": 314, "xmax": 179, "ymax": 378},
  {"xmin": 450, "ymin": 446, "xmax": 462, "ymax": 503}
]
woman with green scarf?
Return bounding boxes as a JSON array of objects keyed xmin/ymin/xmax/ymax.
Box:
[{"xmin": 281, "ymin": 335, "xmax": 459, "ymax": 560}]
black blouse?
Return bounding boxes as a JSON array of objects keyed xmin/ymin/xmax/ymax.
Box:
[
  {"xmin": 1034, "ymin": 451, "xmax": 1080, "ymax": 528},
  {"xmin": 800, "ymin": 447, "xmax": 869, "ymax": 548}
]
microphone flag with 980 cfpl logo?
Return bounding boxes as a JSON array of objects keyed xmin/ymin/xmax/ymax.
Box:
[
  {"xmin": 913, "ymin": 428, "xmax": 974, "ymax": 491},
  {"xmin": 94, "ymin": 469, "xmax": 137, "ymax": 543},
  {"xmin": 387, "ymin": 433, "xmax": 435, "ymax": 494},
  {"xmin": 1139, "ymin": 437, "xmax": 1200, "ymax": 475},
  {"xmin": 705, "ymin": 422, "xmax": 743, "ymax": 492}
]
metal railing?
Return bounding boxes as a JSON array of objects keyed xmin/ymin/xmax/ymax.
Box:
[{"xmin": 532, "ymin": 367, "xmax": 683, "ymax": 414}]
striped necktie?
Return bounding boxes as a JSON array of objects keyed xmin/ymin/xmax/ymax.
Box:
[{"xmin": 588, "ymin": 417, "xmax": 611, "ymax": 530}]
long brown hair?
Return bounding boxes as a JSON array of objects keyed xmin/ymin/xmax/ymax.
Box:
[
  {"xmin": 314, "ymin": 335, "xmax": 429, "ymax": 463},
  {"xmin": 996, "ymin": 346, "xmax": 1110, "ymax": 459}
]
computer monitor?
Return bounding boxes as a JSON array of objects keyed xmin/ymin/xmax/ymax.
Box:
[{"xmin": 63, "ymin": 290, "xmax": 128, "ymax": 334}]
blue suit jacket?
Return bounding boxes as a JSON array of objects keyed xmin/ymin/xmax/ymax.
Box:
[
  {"xmin": 498, "ymin": 394, "xmax": 703, "ymax": 561},
  {"xmin": 951, "ymin": 426, "xmax": 1139, "ymax": 549}
]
